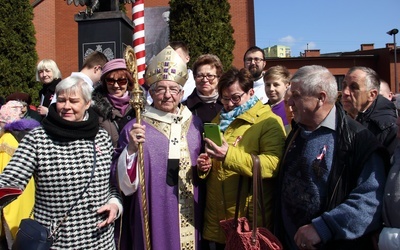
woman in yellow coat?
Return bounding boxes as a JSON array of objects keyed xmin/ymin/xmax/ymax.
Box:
[
  {"xmin": 197, "ymin": 68, "xmax": 286, "ymax": 249},
  {"xmin": 0, "ymin": 101, "xmax": 39, "ymax": 248}
]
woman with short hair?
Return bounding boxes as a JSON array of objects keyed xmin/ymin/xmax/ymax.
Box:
[
  {"xmin": 183, "ymin": 54, "xmax": 224, "ymax": 123},
  {"xmin": 0, "ymin": 76, "xmax": 122, "ymax": 249},
  {"xmin": 197, "ymin": 67, "xmax": 286, "ymax": 249}
]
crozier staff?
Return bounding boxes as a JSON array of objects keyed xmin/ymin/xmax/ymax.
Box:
[{"xmin": 112, "ymin": 45, "xmax": 206, "ymax": 250}]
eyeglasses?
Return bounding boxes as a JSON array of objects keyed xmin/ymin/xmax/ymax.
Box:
[
  {"xmin": 153, "ymin": 87, "xmax": 182, "ymax": 95},
  {"xmin": 105, "ymin": 78, "xmax": 128, "ymax": 85},
  {"xmin": 195, "ymin": 74, "xmax": 218, "ymax": 81},
  {"xmin": 221, "ymin": 92, "xmax": 246, "ymax": 104},
  {"xmin": 244, "ymin": 57, "xmax": 264, "ymax": 64}
]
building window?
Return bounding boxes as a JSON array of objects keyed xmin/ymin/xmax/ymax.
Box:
[{"xmin": 335, "ymin": 75, "xmax": 344, "ymax": 91}]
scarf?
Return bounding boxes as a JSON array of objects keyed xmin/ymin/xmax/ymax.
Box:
[
  {"xmin": 196, "ymin": 89, "xmax": 219, "ymax": 103},
  {"xmin": 107, "ymin": 92, "xmax": 131, "ymax": 116},
  {"xmin": 42, "ymin": 104, "xmax": 99, "ymax": 142},
  {"xmin": 219, "ymin": 95, "xmax": 258, "ymax": 132}
]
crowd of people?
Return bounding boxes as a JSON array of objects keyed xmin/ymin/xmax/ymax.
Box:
[{"xmin": 0, "ymin": 42, "xmax": 399, "ymax": 250}]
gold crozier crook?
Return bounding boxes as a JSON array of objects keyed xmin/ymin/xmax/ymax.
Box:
[{"xmin": 124, "ymin": 45, "xmax": 151, "ymax": 250}]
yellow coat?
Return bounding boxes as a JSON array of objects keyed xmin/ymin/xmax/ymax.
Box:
[
  {"xmin": 200, "ymin": 101, "xmax": 286, "ymax": 244},
  {"xmin": 0, "ymin": 132, "xmax": 35, "ymax": 243}
]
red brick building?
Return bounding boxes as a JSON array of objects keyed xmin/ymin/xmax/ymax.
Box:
[
  {"xmin": 30, "ymin": 0, "xmax": 255, "ymax": 77},
  {"xmin": 266, "ymin": 44, "xmax": 400, "ymax": 93}
]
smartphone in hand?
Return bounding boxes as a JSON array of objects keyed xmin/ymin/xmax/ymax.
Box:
[{"xmin": 203, "ymin": 123, "xmax": 222, "ymax": 146}]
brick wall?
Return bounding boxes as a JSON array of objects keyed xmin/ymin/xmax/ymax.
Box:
[{"xmin": 33, "ymin": 1, "xmax": 254, "ymax": 76}]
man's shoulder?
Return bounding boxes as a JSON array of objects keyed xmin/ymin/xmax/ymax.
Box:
[{"xmin": 369, "ymin": 96, "xmax": 397, "ymax": 120}]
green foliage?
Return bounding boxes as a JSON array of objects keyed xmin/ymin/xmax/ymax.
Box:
[
  {"xmin": 0, "ymin": 1, "xmax": 40, "ymax": 105},
  {"xmin": 169, "ymin": 0, "xmax": 235, "ymax": 71}
]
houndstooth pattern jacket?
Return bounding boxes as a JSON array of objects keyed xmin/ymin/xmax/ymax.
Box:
[{"xmin": 0, "ymin": 127, "xmax": 120, "ymax": 249}]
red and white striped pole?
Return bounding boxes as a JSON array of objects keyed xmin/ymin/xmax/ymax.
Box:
[{"xmin": 132, "ymin": 0, "xmax": 146, "ymax": 85}]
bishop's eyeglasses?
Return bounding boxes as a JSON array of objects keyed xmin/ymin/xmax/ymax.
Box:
[{"xmin": 153, "ymin": 87, "xmax": 182, "ymax": 95}]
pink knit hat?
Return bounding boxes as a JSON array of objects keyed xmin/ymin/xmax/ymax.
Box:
[
  {"xmin": 101, "ymin": 59, "xmax": 127, "ymax": 80},
  {"xmin": 0, "ymin": 101, "xmax": 23, "ymax": 124}
]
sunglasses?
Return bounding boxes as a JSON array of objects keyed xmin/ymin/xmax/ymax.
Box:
[{"xmin": 105, "ymin": 78, "xmax": 128, "ymax": 85}]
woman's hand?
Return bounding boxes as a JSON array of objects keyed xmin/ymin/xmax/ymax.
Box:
[
  {"xmin": 96, "ymin": 203, "xmax": 119, "ymax": 228},
  {"xmin": 37, "ymin": 105, "xmax": 48, "ymax": 116},
  {"xmin": 197, "ymin": 153, "xmax": 212, "ymax": 172},
  {"xmin": 204, "ymin": 137, "xmax": 229, "ymax": 161},
  {"xmin": 127, "ymin": 123, "xmax": 146, "ymax": 155}
]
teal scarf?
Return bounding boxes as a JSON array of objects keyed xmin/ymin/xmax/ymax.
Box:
[{"xmin": 219, "ymin": 96, "xmax": 258, "ymax": 132}]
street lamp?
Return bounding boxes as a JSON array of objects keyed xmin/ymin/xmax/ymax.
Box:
[{"xmin": 387, "ymin": 28, "xmax": 398, "ymax": 93}]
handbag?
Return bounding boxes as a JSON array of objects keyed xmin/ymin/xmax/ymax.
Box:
[
  {"xmin": 12, "ymin": 219, "xmax": 53, "ymax": 250},
  {"xmin": 219, "ymin": 154, "xmax": 283, "ymax": 250},
  {"xmin": 12, "ymin": 141, "xmax": 97, "ymax": 250}
]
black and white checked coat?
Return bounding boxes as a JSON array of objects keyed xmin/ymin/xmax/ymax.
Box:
[{"xmin": 0, "ymin": 127, "xmax": 120, "ymax": 249}]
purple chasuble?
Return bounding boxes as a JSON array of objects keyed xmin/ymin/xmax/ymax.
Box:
[{"xmin": 111, "ymin": 105, "xmax": 205, "ymax": 250}]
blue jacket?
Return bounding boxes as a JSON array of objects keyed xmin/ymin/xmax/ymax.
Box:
[{"xmin": 275, "ymin": 103, "xmax": 389, "ymax": 249}]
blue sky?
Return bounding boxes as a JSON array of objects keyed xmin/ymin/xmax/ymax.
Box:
[{"xmin": 254, "ymin": 0, "xmax": 400, "ymax": 57}]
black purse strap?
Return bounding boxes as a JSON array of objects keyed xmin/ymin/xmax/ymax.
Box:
[{"xmin": 49, "ymin": 141, "xmax": 97, "ymax": 238}]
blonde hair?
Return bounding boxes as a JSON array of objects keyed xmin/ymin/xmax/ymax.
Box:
[{"xmin": 35, "ymin": 59, "xmax": 62, "ymax": 81}]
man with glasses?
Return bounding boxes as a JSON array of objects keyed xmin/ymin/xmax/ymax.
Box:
[
  {"xmin": 243, "ymin": 46, "xmax": 269, "ymax": 104},
  {"xmin": 112, "ymin": 46, "xmax": 205, "ymax": 250},
  {"xmin": 341, "ymin": 66, "xmax": 398, "ymax": 156},
  {"xmin": 146, "ymin": 41, "xmax": 196, "ymax": 104}
]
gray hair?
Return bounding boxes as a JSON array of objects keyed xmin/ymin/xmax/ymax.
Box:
[
  {"xmin": 55, "ymin": 76, "xmax": 92, "ymax": 103},
  {"xmin": 346, "ymin": 66, "xmax": 380, "ymax": 92},
  {"xmin": 291, "ymin": 65, "xmax": 338, "ymax": 103},
  {"xmin": 35, "ymin": 59, "xmax": 62, "ymax": 81}
]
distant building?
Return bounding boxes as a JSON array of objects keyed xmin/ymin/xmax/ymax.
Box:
[
  {"xmin": 264, "ymin": 43, "xmax": 400, "ymax": 94},
  {"xmin": 264, "ymin": 45, "xmax": 291, "ymax": 58}
]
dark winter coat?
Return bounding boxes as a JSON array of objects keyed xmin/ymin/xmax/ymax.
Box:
[
  {"xmin": 38, "ymin": 78, "xmax": 62, "ymax": 107},
  {"xmin": 91, "ymin": 86, "xmax": 135, "ymax": 147},
  {"xmin": 356, "ymin": 95, "xmax": 398, "ymax": 156},
  {"xmin": 182, "ymin": 90, "xmax": 223, "ymax": 123}
]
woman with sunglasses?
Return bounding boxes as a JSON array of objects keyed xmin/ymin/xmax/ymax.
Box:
[
  {"xmin": 92, "ymin": 59, "xmax": 136, "ymax": 147},
  {"xmin": 196, "ymin": 67, "xmax": 286, "ymax": 249}
]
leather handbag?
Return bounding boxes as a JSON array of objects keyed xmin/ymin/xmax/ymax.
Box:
[
  {"xmin": 12, "ymin": 219, "xmax": 53, "ymax": 250},
  {"xmin": 219, "ymin": 154, "xmax": 283, "ymax": 250},
  {"xmin": 12, "ymin": 141, "xmax": 97, "ymax": 250}
]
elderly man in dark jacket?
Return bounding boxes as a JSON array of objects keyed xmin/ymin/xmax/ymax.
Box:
[
  {"xmin": 341, "ymin": 66, "xmax": 398, "ymax": 157},
  {"xmin": 274, "ymin": 65, "xmax": 388, "ymax": 250}
]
